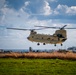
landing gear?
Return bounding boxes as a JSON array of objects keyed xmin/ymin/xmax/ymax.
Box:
[
  {"xmin": 37, "ymin": 43, "xmax": 40, "ymax": 45},
  {"xmin": 54, "ymin": 44, "xmax": 63, "ymax": 46},
  {"xmin": 43, "ymin": 43, "xmax": 46, "ymax": 45},
  {"xmin": 37, "ymin": 43, "xmax": 46, "ymax": 45},
  {"xmin": 54, "ymin": 44, "xmax": 56, "ymax": 46}
]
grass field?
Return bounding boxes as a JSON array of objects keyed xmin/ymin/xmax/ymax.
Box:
[{"xmin": 0, "ymin": 58, "xmax": 76, "ymax": 75}]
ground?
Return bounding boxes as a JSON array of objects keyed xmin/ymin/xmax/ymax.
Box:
[{"xmin": 0, "ymin": 58, "xmax": 76, "ymax": 75}]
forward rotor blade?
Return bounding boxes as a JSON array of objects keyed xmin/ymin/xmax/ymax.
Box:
[
  {"xmin": 7, "ymin": 28, "xmax": 29, "ymax": 31},
  {"xmin": 7, "ymin": 27, "xmax": 46, "ymax": 31}
]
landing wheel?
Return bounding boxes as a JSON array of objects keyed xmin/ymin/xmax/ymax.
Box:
[
  {"xmin": 37, "ymin": 43, "xmax": 40, "ymax": 45},
  {"xmin": 43, "ymin": 43, "xmax": 46, "ymax": 45},
  {"xmin": 61, "ymin": 44, "xmax": 63, "ymax": 46},
  {"xmin": 54, "ymin": 44, "xmax": 56, "ymax": 46}
]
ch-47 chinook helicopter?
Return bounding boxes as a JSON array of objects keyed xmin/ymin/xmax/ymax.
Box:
[{"xmin": 7, "ymin": 25, "xmax": 76, "ymax": 46}]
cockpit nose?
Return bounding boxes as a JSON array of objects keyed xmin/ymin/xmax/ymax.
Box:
[{"xmin": 62, "ymin": 38, "xmax": 67, "ymax": 42}]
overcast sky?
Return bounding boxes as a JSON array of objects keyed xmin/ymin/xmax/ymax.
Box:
[{"xmin": 0, "ymin": 0, "xmax": 76, "ymax": 49}]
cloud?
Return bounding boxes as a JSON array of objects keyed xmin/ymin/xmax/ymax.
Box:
[
  {"xmin": 43, "ymin": 1, "xmax": 52, "ymax": 15},
  {"xmin": 0, "ymin": 0, "xmax": 6, "ymax": 9},
  {"xmin": 54, "ymin": 4, "xmax": 68, "ymax": 15},
  {"xmin": 20, "ymin": 1, "xmax": 30, "ymax": 13},
  {"xmin": 54, "ymin": 4, "xmax": 76, "ymax": 15},
  {"xmin": 66, "ymin": 6, "xmax": 76, "ymax": 15},
  {"xmin": 46, "ymin": 0, "xmax": 57, "ymax": 2},
  {"xmin": 24, "ymin": 1, "xmax": 30, "ymax": 7},
  {"xmin": 0, "ymin": 0, "xmax": 6, "ymax": 23},
  {"xmin": 0, "ymin": 2, "xmax": 30, "ymax": 26},
  {"xmin": 39, "ymin": 1, "xmax": 52, "ymax": 16},
  {"xmin": 0, "ymin": 1, "xmax": 31, "ymax": 38}
]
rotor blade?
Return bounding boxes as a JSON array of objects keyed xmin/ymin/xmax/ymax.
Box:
[
  {"xmin": 35, "ymin": 25, "xmax": 76, "ymax": 30},
  {"xmin": 60, "ymin": 25, "xmax": 67, "ymax": 29},
  {"xmin": 35, "ymin": 26, "xmax": 60, "ymax": 29},
  {"xmin": 65, "ymin": 28, "xmax": 76, "ymax": 29},
  {"xmin": 62, "ymin": 25, "xmax": 67, "ymax": 28},
  {"xmin": 7, "ymin": 28, "xmax": 30, "ymax": 31},
  {"xmin": 7, "ymin": 27, "xmax": 46, "ymax": 31},
  {"xmin": 61, "ymin": 25, "xmax": 76, "ymax": 29}
]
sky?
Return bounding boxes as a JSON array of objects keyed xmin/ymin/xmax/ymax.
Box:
[{"xmin": 0, "ymin": 0, "xmax": 76, "ymax": 49}]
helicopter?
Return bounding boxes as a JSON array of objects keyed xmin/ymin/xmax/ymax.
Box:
[{"xmin": 7, "ymin": 25, "xmax": 76, "ymax": 46}]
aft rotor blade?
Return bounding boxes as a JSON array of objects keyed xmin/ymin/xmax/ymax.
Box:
[
  {"xmin": 35, "ymin": 26, "xmax": 60, "ymax": 29},
  {"xmin": 60, "ymin": 25, "xmax": 67, "ymax": 29},
  {"xmin": 62, "ymin": 25, "xmax": 67, "ymax": 28},
  {"xmin": 35, "ymin": 25, "xmax": 76, "ymax": 30},
  {"xmin": 65, "ymin": 28, "xmax": 76, "ymax": 29}
]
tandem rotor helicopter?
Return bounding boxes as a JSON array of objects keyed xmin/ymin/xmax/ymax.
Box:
[{"xmin": 7, "ymin": 25, "xmax": 76, "ymax": 46}]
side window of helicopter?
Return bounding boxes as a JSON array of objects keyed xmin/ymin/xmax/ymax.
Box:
[
  {"xmin": 42, "ymin": 37, "xmax": 43, "ymax": 39},
  {"xmin": 32, "ymin": 36, "xmax": 34, "ymax": 38},
  {"xmin": 57, "ymin": 34, "xmax": 63, "ymax": 37},
  {"xmin": 47, "ymin": 38, "xmax": 50, "ymax": 40}
]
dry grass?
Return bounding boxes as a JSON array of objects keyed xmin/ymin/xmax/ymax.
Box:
[{"xmin": 0, "ymin": 52, "xmax": 76, "ymax": 60}]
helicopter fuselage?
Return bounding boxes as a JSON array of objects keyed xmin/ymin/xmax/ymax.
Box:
[{"xmin": 27, "ymin": 30, "xmax": 67, "ymax": 46}]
